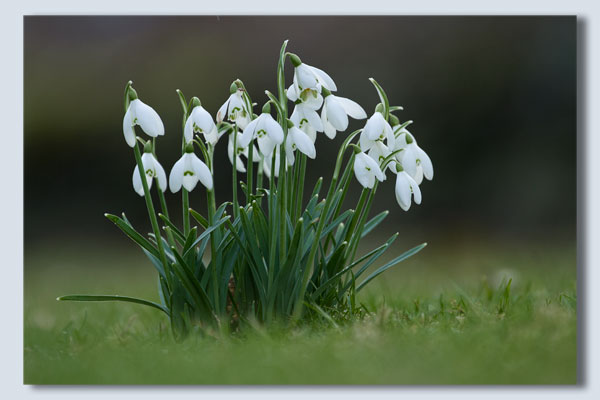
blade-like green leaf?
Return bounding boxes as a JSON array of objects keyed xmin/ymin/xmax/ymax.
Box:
[
  {"xmin": 105, "ymin": 214, "xmax": 159, "ymax": 259},
  {"xmin": 57, "ymin": 295, "xmax": 169, "ymax": 315}
]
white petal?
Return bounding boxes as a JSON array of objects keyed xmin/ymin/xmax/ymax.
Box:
[
  {"xmin": 363, "ymin": 153, "xmax": 386, "ymax": 182},
  {"xmin": 290, "ymin": 127, "xmax": 316, "ymax": 159},
  {"xmin": 168, "ymin": 157, "xmax": 185, "ymax": 193},
  {"xmin": 301, "ymin": 90, "xmax": 323, "ymax": 110},
  {"xmin": 153, "ymin": 157, "xmax": 167, "ymax": 192},
  {"xmin": 402, "ymin": 145, "xmax": 418, "ymax": 178},
  {"xmin": 122, "ymin": 105, "xmax": 136, "ymax": 147},
  {"xmin": 395, "ymin": 172, "xmax": 412, "ymax": 211},
  {"xmin": 216, "ymin": 96, "xmax": 230, "ymax": 123},
  {"xmin": 410, "ymin": 174, "xmax": 422, "ymax": 204},
  {"xmin": 184, "ymin": 115, "xmax": 195, "ymax": 143},
  {"xmin": 264, "ymin": 116, "xmax": 284, "ymax": 144},
  {"xmin": 192, "ymin": 155, "xmax": 213, "ymax": 190},
  {"xmin": 191, "ymin": 106, "xmax": 216, "ymax": 135},
  {"xmin": 324, "ymin": 96, "xmax": 349, "ymax": 131},
  {"xmin": 132, "ymin": 99, "xmax": 164, "ymax": 137},
  {"xmin": 258, "ymin": 135, "xmax": 277, "ymax": 157},
  {"xmin": 321, "ymin": 106, "xmax": 337, "ymax": 139},
  {"xmin": 363, "ymin": 113, "xmax": 386, "ymax": 141},
  {"xmin": 354, "ymin": 153, "xmax": 374, "ymax": 189},
  {"xmin": 414, "ymin": 165, "xmax": 424, "ymax": 185},
  {"xmin": 301, "ymin": 107, "xmax": 324, "ymax": 132},
  {"xmin": 286, "ymin": 84, "xmax": 299, "ymax": 102},
  {"xmin": 239, "ymin": 117, "xmax": 259, "ymax": 148},
  {"xmin": 296, "ymin": 64, "xmax": 318, "ymax": 90},
  {"xmin": 336, "ymin": 96, "xmax": 367, "ymax": 119},
  {"xmin": 359, "ymin": 131, "xmax": 375, "ymax": 151},
  {"xmin": 285, "ymin": 135, "xmax": 295, "ymax": 166},
  {"xmin": 132, "ymin": 166, "xmax": 145, "ymax": 196},
  {"xmin": 418, "ymin": 148, "xmax": 434, "ymax": 180},
  {"xmin": 308, "ymin": 65, "xmax": 337, "ymax": 91}
]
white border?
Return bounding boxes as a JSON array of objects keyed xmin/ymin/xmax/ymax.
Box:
[{"xmin": 3, "ymin": 1, "xmax": 598, "ymax": 399}]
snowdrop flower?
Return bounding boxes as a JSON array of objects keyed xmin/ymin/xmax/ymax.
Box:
[
  {"xmin": 394, "ymin": 165, "xmax": 422, "ymax": 211},
  {"xmin": 320, "ymin": 89, "xmax": 367, "ymax": 139},
  {"xmin": 289, "ymin": 54, "xmax": 337, "ymax": 97},
  {"xmin": 184, "ymin": 103, "xmax": 219, "ymax": 145},
  {"xmin": 239, "ymin": 105, "xmax": 284, "ymax": 156},
  {"xmin": 367, "ymin": 140, "xmax": 392, "ymax": 177},
  {"xmin": 169, "ymin": 145, "xmax": 213, "ymax": 192},
  {"xmin": 352, "ymin": 147, "xmax": 385, "ymax": 189},
  {"xmin": 285, "ymin": 123, "xmax": 317, "ymax": 166},
  {"xmin": 394, "ymin": 130, "xmax": 433, "ymax": 185},
  {"xmin": 123, "ymin": 99, "xmax": 164, "ymax": 147},
  {"xmin": 290, "ymin": 106, "xmax": 318, "ymax": 143},
  {"xmin": 217, "ymin": 88, "xmax": 251, "ymax": 130},
  {"xmin": 132, "ymin": 146, "xmax": 167, "ymax": 196},
  {"xmin": 361, "ymin": 112, "xmax": 395, "ymax": 149},
  {"xmin": 228, "ymin": 131, "xmax": 259, "ymax": 173},
  {"xmin": 262, "ymin": 149, "xmax": 281, "ymax": 179}
]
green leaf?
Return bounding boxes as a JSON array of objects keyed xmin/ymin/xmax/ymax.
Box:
[
  {"xmin": 57, "ymin": 295, "xmax": 169, "ymax": 315},
  {"xmin": 369, "ymin": 78, "xmax": 390, "ymax": 120},
  {"xmin": 183, "ymin": 216, "xmax": 230, "ymax": 258},
  {"xmin": 189, "ymin": 208, "xmax": 208, "ymax": 229},
  {"xmin": 361, "ymin": 211, "xmax": 389, "ymax": 238},
  {"xmin": 159, "ymin": 214, "xmax": 186, "ymax": 244},
  {"xmin": 356, "ymin": 242, "xmax": 427, "ymax": 291},
  {"xmin": 105, "ymin": 214, "xmax": 160, "ymax": 259}
]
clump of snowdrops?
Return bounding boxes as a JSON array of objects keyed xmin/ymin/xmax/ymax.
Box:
[{"xmin": 59, "ymin": 41, "xmax": 434, "ymax": 337}]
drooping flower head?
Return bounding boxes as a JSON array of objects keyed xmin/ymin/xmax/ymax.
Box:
[
  {"xmin": 238, "ymin": 103, "xmax": 284, "ymax": 156},
  {"xmin": 169, "ymin": 143, "xmax": 213, "ymax": 192},
  {"xmin": 320, "ymin": 87, "xmax": 367, "ymax": 139},
  {"xmin": 352, "ymin": 146, "xmax": 386, "ymax": 189},
  {"xmin": 394, "ymin": 164, "xmax": 422, "ymax": 211},
  {"xmin": 394, "ymin": 128, "xmax": 434, "ymax": 185},
  {"xmin": 217, "ymin": 84, "xmax": 252, "ymax": 130},
  {"xmin": 123, "ymin": 98, "xmax": 164, "ymax": 147},
  {"xmin": 132, "ymin": 142, "xmax": 167, "ymax": 196},
  {"xmin": 285, "ymin": 122, "xmax": 317, "ymax": 166},
  {"xmin": 288, "ymin": 53, "xmax": 337, "ymax": 99},
  {"xmin": 361, "ymin": 111, "xmax": 395, "ymax": 150},
  {"xmin": 184, "ymin": 100, "xmax": 219, "ymax": 145}
]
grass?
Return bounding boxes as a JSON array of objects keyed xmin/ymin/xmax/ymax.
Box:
[{"xmin": 24, "ymin": 235, "xmax": 577, "ymax": 384}]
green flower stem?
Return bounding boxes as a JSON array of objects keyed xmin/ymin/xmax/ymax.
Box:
[
  {"xmin": 276, "ymin": 40, "xmax": 289, "ymax": 264},
  {"xmin": 133, "ymin": 143, "xmax": 169, "ymax": 278},
  {"xmin": 268, "ymin": 150, "xmax": 278, "ymax": 291},
  {"xmin": 292, "ymin": 132, "xmax": 357, "ymax": 320},
  {"xmin": 256, "ymin": 154, "xmax": 264, "ymax": 205},
  {"xmin": 152, "ymin": 137, "xmax": 176, "ymax": 248},
  {"xmin": 246, "ymin": 137, "xmax": 254, "ymax": 202},
  {"xmin": 232, "ymin": 127, "xmax": 239, "ymax": 219},
  {"xmin": 182, "ymin": 190, "xmax": 190, "ymax": 236},
  {"xmin": 293, "ymin": 153, "xmax": 307, "ymax": 221},
  {"xmin": 347, "ymin": 185, "xmax": 377, "ymax": 263},
  {"xmin": 206, "ymin": 145, "xmax": 219, "ymax": 312}
]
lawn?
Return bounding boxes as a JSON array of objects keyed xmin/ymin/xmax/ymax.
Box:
[{"xmin": 24, "ymin": 236, "xmax": 577, "ymax": 384}]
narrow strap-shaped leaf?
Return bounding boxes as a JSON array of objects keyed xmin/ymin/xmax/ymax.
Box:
[
  {"xmin": 141, "ymin": 248, "xmax": 167, "ymax": 279},
  {"xmin": 361, "ymin": 210, "xmax": 389, "ymax": 238},
  {"xmin": 183, "ymin": 216, "xmax": 230, "ymax": 258},
  {"xmin": 158, "ymin": 213, "xmax": 186, "ymax": 244},
  {"xmin": 189, "ymin": 208, "xmax": 208, "ymax": 229},
  {"xmin": 181, "ymin": 226, "xmax": 198, "ymax": 255},
  {"xmin": 321, "ymin": 209, "xmax": 354, "ymax": 241},
  {"xmin": 105, "ymin": 214, "xmax": 159, "ymax": 259},
  {"xmin": 369, "ymin": 78, "xmax": 390, "ymax": 120},
  {"xmin": 57, "ymin": 295, "xmax": 169, "ymax": 315},
  {"xmin": 356, "ymin": 243, "xmax": 427, "ymax": 291}
]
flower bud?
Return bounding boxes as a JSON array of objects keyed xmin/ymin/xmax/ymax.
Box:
[
  {"xmin": 289, "ymin": 53, "xmax": 302, "ymax": 67},
  {"xmin": 262, "ymin": 102, "xmax": 271, "ymax": 114},
  {"xmin": 286, "ymin": 118, "xmax": 295, "ymax": 128}
]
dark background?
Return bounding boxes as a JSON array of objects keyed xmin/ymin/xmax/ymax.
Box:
[{"xmin": 24, "ymin": 16, "xmax": 576, "ymax": 252}]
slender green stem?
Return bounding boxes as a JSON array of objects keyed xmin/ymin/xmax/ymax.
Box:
[
  {"xmin": 232, "ymin": 127, "xmax": 239, "ymax": 218},
  {"xmin": 348, "ymin": 186, "xmax": 377, "ymax": 262},
  {"xmin": 133, "ymin": 144, "xmax": 169, "ymax": 281},
  {"xmin": 294, "ymin": 153, "xmax": 307, "ymax": 221},
  {"xmin": 182, "ymin": 190, "xmax": 190, "ymax": 236},
  {"xmin": 246, "ymin": 138, "xmax": 254, "ymax": 202},
  {"xmin": 206, "ymin": 145, "xmax": 219, "ymax": 312},
  {"xmin": 157, "ymin": 190, "xmax": 177, "ymax": 248}
]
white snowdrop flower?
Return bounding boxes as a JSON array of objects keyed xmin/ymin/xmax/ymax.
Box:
[
  {"xmin": 132, "ymin": 150, "xmax": 167, "ymax": 196},
  {"xmin": 184, "ymin": 105, "xmax": 218, "ymax": 145},
  {"xmin": 395, "ymin": 166, "xmax": 422, "ymax": 211},
  {"xmin": 395, "ymin": 130, "xmax": 433, "ymax": 185},
  {"xmin": 123, "ymin": 99, "xmax": 164, "ymax": 147},
  {"xmin": 289, "ymin": 54, "xmax": 337, "ymax": 97},
  {"xmin": 362, "ymin": 112, "xmax": 395, "ymax": 145},
  {"xmin": 353, "ymin": 150, "xmax": 385, "ymax": 189},
  {"xmin": 217, "ymin": 89, "xmax": 251, "ymax": 130},
  {"xmin": 367, "ymin": 140, "xmax": 392, "ymax": 177},
  {"xmin": 321, "ymin": 91, "xmax": 367, "ymax": 139},
  {"xmin": 290, "ymin": 96, "xmax": 324, "ymax": 143},
  {"xmin": 239, "ymin": 110, "xmax": 284, "ymax": 157},
  {"xmin": 228, "ymin": 131, "xmax": 259, "ymax": 173},
  {"xmin": 169, "ymin": 146, "xmax": 213, "ymax": 192},
  {"xmin": 262, "ymin": 149, "xmax": 281, "ymax": 179},
  {"xmin": 285, "ymin": 125, "xmax": 317, "ymax": 166}
]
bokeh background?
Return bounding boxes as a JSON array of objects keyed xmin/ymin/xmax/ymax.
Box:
[
  {"xmin": 23, "ymin": 16, "xmax": 577, "ymax": 384},
  {"xmin": 24, "ymin": 16, "xmax": 576, "ymax": 248}
]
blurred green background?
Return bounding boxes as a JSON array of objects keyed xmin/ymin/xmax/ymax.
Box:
[
  {"xmin": 23, "ymin": 16, "xmax": 577, "ymax": 384},
  {"xmin": 24, "ymin": 16, "xmax": 576, "ymax": 247}
]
